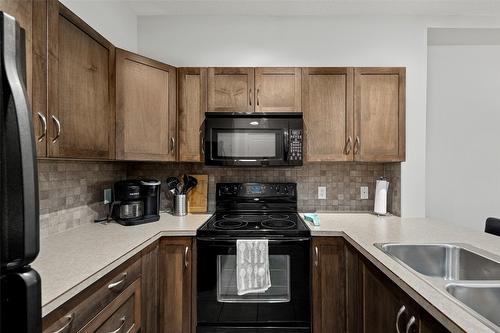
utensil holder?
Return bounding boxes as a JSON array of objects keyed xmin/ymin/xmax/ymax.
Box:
[{"xmin": 173, "ymin": 194, "xmax": 187, "ymax": 216}]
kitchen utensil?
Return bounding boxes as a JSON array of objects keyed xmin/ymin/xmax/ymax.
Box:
[
  {"xmin": 166, "ymin": 177, "xmax": 179, "ymax": 195},
  {"xmin": 187, "ymin": 175, "xmax": 208, "ymax": 213},
  {"xmin": 185, "ymin": 176, "xmax": 198, "ymax": 194},
  {"xmin": 182, "ymin": 174, "xmax": 189, "ymax": 194}
]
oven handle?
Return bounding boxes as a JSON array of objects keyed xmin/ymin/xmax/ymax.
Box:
[{"xmin": 197, "ymin": 237, "xmax": 310, "ymax": 243}]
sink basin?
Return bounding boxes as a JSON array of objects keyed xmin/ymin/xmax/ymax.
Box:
[
  {"xmin": 376, "ymin": 243, "xmax": 500, "ymax": 280},
  {"xmin": 446, "ymin": 284, "xmax": 500, "ymax": 328}
]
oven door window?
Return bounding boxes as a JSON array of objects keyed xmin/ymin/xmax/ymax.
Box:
[
  {"xmin": 217, "ymin": 254, "xmax": 290, "ymax": 303},
  {"xmin": 212, "ymin": 130, "xmax": 283, "ymax": 160}
]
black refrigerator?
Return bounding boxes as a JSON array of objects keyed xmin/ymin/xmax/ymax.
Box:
[{"xmin": 0, "ymin": 12, "xmax": 42, "ymax": 333}]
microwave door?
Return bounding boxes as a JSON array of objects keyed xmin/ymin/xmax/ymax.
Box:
[{"xmin": 0, "ymin": 12, "xmax": 39, "ymax": 270}]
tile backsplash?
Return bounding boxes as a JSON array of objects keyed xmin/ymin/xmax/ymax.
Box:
[
  {"xmin": 38, "ymin": 160, "xmax": 126, "ymax": 238},
  {"xmin": 38, "ymin": 160, "xmax": 401, "ymax": 237}
]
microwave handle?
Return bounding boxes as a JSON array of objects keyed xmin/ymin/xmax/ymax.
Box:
[{"xmin": 283, "ymin": 129, "xmax": 290, "ymax": 161}]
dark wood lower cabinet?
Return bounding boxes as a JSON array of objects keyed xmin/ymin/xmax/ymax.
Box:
[
  {"xmin": 312, "ymin": 237, "xmax": 347, "ymax": 333},
  {"xmin": 312, "ymin": 237, "xmax": 451, "ymax": 333},
  {"xmin": 159, "ymin": 237, "xmax": 193, "ymax": 333},
  {"xmin": 141, "ymin": 242, "xmax": 159, "ymax": 333}
]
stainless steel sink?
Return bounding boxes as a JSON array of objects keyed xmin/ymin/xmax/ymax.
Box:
[
  {"xmin": 375, "ymin": 242, "xmax": 500, "ymax": 331},
  {"xmin": 377, "ymin": 243, "xmax": 500, "ymax": 280},
  {"xmin": 446, "ymin": 283, "xmax": 500, "ymax": 328}
]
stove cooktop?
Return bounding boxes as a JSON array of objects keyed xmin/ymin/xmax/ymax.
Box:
[{"xmin": 197, "ymin": 212, "xmax": 310, "ymax": 237}]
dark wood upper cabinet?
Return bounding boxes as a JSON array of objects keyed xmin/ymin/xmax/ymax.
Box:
[
  {"xmin": 255, "ymin": 67, "xmax": 301, "ymax": 112},
  {"xmin": 354, "ymin": 67, "xmax": 405, "ymax": 162},
  {"xmin": 207, "ymin": 67, "xmax": 254, "ymax": 112},
  {"xmin": 178, "ymin": 67, "xmax": 207, "ymax": 162},
  {"xmin": 46, "ymin": 1, "xmax": 115, "ymax": 159},
  {"xmin": 302, "ymin": 68, "xmax": 354, "ymax": 162},
  {"xmin": 159, "ymin": 237, "xmax": 193, "ymax": 333},
  {"xmin": 312, "ymin": 237, "xmax": 346, "ymax": 333},
  {"xmin": 115, "ymin": 49, "xmax": 176, "ymax": 161}
]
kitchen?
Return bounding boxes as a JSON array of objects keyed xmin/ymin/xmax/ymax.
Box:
[{"xmin": 0, "ymin": 0, "xmax": 500, "ymax": 332}]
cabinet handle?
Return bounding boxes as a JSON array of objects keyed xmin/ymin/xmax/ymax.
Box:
[
  {"xmin": 405, "ymin": 316, "xmax": 416, "ymax": 333},
  {"xmin": 170, "ymin": 137, "xmax": 175, "ymax": 154},
  {"xmin": 314, "ymin": 246, "xmax": 319, "ymax": 267},
  {"xmin": 51, "ymin": 313, "xmax": 73, "ymax": 333},
  {"xmin": 256, "ymin": 89, "xmax": 260, "ymax": 106},
  {"xmin": 200, "ymin": 128, "xmax": 205, "ymax": 154},
  {"xmin": 395, "ymin": 305, "xmax": 406, "ymax": 333},
  {"xmin": 249, "ymin": 88, "xmax": 252, "ymax": 106},
  {"xmin": 353, "ymin": 136, "xmax": 360, "ymax": 155},
  {"xmin": 107, "ymin": 316, "xmax": 126, "ymax": 333},
  {"xmin": 51, "ymin": 115, "xmax": 61, "ymax": 143},
  {"xmin": 344, "ymin": 136, "xmax": 352, "ymax": 155},
  {"xmin": 37, "ymin": 112, "xmax": 47, "ymax": 142},
  {"xmin": 184, "ymin": 246, "xmax": 189, "ymax": 269},
  {"xmin": 108, "ymin": 272, "xmax": 127, "ymax": 291}
]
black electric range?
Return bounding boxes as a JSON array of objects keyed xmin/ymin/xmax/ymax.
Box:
[{"xmin": 196, "ymin": 183, "xmax": 311, "ymax": 333}]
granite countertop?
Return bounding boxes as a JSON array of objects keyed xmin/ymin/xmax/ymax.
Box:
[
  {"xmin": 32, "ymin": 213, "xmax": 211, "ymax": 317},
  {"xmin": 34, "ymin": 212, "xmax": 500, "ymax": 332}
]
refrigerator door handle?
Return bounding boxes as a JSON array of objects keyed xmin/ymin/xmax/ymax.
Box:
[{"xmin": 1, "ymin": 13, "xmax": 39, "ymax": 266}]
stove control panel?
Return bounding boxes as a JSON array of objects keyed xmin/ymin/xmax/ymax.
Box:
[{"xmin": 217, "ymin": 183, "xmax": 296, "ymax": 197}]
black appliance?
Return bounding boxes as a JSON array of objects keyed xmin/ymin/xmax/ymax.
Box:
[
  {"xmin": 197, "ymin": 183, "xmax": 311, "ymax": 333},
  {"xmin": 112, "ymin": 179, "xmax": 161, "ymax": 226},
  {"xmin": 0, "ymin": 12, "xmax": 42, "ymax": 333},
  {"xmin": 204, "ymin": 112, "xmax": 303, "ymax": 167}
]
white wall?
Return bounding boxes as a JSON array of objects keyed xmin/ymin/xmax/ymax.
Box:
[
  {"xmin": 138, "ymin": 15, "xmax": 429, "ymax": 217},
  {"xmin": 60, "ymin": 0, "xmax": 138, "ymax": 52},
  {"xmin": 427, "ymin": 43, "xmax": 500, "ymax": 230}
]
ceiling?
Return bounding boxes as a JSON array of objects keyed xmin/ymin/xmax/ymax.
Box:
[{"xmin": 121, "ymin": 0, "xmax": 500, "ymax": 16}]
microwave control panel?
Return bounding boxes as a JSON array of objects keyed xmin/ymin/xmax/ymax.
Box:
[{"xmin": 289, "ymin": 129, "xmax": 303, "ymax": 161}]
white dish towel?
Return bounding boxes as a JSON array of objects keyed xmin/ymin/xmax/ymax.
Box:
[{"xmin": 236, "ymin": 239, "xmax": 271, "ymax": 295}]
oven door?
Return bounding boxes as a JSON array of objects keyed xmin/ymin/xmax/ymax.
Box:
[
  {"xmin": 204, "ymin": 113, "xmax": 302, "ymax": 167},
  {"xmin": 197, "ymin": 237, "xmax": 311, "ymax": 332}
]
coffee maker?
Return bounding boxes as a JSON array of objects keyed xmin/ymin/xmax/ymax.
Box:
[{"xmin": 112, "ymin": 179, "xmax": 161, "ymax": 226}]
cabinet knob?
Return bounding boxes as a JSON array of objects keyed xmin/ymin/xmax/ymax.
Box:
[
  {"xmin": 37, "ymin": 112, "xmax": 47, "ymax": 142},
  {"xmin": 51, "ymin": 115, "xmax": 61, "ymax": 143},
  {"xmin": 170, "ymin": 137, "xmax": 176, "ymax": 154},
  {"xmin": 107, "ymin": 316, "xmax": 126, "ymax": 333},
  {"xmin": 314, "ymin": 246, "xmax": 319, "ymax": 267},
  {"xmin": 107, "ymin": 272, "xmax": 127, "ymax": 291},
  {"xmin": 395, "ymin": 305, "xmax": 406, "ymax": 333},
  {"xmin": 353, "ymin": 136, "xmax": 360, "ymax": 155},
  {"xmin": 51, "ymin": 313, "xmax": 73, "ymax": 333},
  {"xmin": 344, "ymin": 136, "xmax": 352, "ymax": 155},
  {"xmin": 405, "ymin": 316, "xmax": 417, "ymax": 333},
  {"xmin": 184, "ymin": 246, "xmax": 189, "ymax": 269}
]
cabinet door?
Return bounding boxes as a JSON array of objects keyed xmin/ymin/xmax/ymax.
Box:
[
  {"xmin": 354, "ymin": 67, "xmax": 405, "ymax": 162},
  {"xmin": 362, "ymin": 259, "xmax": 418, "ymax": 333},
  {"xmin": 312, "ymin": 237, "xmax": 346, "ymax": 333},
  {"xmin": 116, "ymin": 49, "xmax": 176, "ymax": 161},
  {"xmin": 47, "ymin": 2, "xmax": 115, "ymax": 159},
  {"xmin": 159, "ymin": 237, "xmax": 192, "ymax": 333},
  {"xmin": 178, "ymin": 68, "xmax": 207, "ymax": 162},
  {"xmin": 303, "ymin": 68, "xmax": 353, "ymax": 161},
  {"xmin": 207, "ymin": 67, "xmax": 254, "ymax": 112},
  {"xmin": 255, "ymin": 67, "xmax": 301, "ymax": 112},
  {"xmin": 141, "ymin": 242, "xmax": 159, "ymax": 333}
]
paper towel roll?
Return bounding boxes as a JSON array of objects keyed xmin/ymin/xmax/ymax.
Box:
[{"xmin": 374, "ymin": 179, "xmax": 390, "ymax": 215}]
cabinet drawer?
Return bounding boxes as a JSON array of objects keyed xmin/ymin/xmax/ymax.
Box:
[
  {"xmin": 44, "ymin": 259, "xmax": 141, "ymax": 333},
  {"xmin": 80, "ymin": 279, "xmax": 141, "ymax": 333}
]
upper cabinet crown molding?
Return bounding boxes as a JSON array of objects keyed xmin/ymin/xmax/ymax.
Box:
[
  {"xmin": 46, "ymin": 1, "xmax": 116, "ymax": 159},
  {"xmin": 115, "ymin": 48, "xmax": 177, "ymax": 161},
  {"xmin": 353, "ymin": 67, "xmax": 406, "ymax": 162}
]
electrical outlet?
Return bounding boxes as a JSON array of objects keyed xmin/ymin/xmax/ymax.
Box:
[
  {"xmin": 360, "ymin": 186, "xmax": 369, "ymax": 200},
  {"xmin": 318, "ymin": 186, "xmax": 327, "ymax": 200},
  {"xmin": 104, "ymin": 188, "xmax": 112, "ymax": 204}
]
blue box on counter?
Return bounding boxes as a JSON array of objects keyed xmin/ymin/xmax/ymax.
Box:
[{"xmin": 303, "ymin": 213, "xmax": 320, "ymax": 226}]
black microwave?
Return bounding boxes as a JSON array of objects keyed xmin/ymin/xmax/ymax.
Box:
[{"xmin": 204, "ymin": 112, "xmax": 303, "ymax": 167}]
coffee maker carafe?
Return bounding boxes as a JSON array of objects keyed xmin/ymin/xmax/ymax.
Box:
[{"xmin": 112, "ymin": 179, "xmax": 161, "ymax": 226}]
